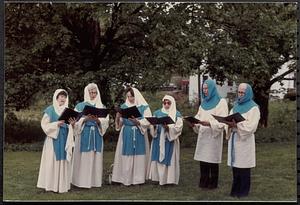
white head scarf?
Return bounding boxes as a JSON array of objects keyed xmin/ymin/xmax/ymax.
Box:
[
  {"xmin": 84, "ymin": 83, "xmax": 103, "ymax": 108},
  {"xmin": 53, "ymin": 89, "xmax": 69, "ymax": 116},
  {"xmin": 125, "ymin": 87, "xmax": 149, "ymax": 107},
  {"xmin": 161, "ymin": 95, "xmax": 176, "ymax": 122}
]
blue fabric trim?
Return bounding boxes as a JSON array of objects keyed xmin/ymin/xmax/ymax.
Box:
[
  {"xmin": 150, "ymin": 109, "xmax": 176, "ymax": 166},
  {"xmin": 233, "ymin": 84, "xmax": 258, "ymax": 114},
  {"xmin": 121, "ymin": 104, "xmax": 148, "ymax": 155},
  {"xmin": 200, "ymin": 79, "xmax": 221, "ymax": 110},
  {"xmin": 43, "ymin": 105, "xmax": 68, "ymax": 161},
  {"xmin": 75, "ymin": 102, "xmax": 103, "ymax": 153}
]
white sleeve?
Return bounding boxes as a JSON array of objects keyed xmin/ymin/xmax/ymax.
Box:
[
  {"xmin": 209, "ymin": 99, "xmax": 229, "ymax": 138},
  {"xmin": 41, "ymin": 113, "xmax": 59, "ymax": 139},
  {"xmin": 192, "ymin": 108, "xmax": 201, "ymax": 134},
  {"xmin": 237, "ymin": 106, "xmax": 260, "ymax": 141},
  {"xmin": 115, "ymin": 117, "xmax": 123, "ymax": 131},
  {"xmin": 167, "ymin": 117, "xmax": 183, "ymax": 141},
  {"xmin": 149, "ymin": 125, "xmax": 158, "ymax": 138},
  {"xmin": 98, "ymin": 115, "xmax": 109, "ymax": 136},
  {"xmin": 65, "ymin": 124, "xmax": 75, "ymax": 162},
  {"xmin": 73, "ymin": 108, "xmax": 84, "ymax": 137},
  {"xmin": 137, "ymin": 106, "xmax": 152, "ymax": 135}
]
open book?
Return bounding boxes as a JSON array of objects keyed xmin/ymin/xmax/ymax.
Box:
[
  {"xmin": 145, "ymin": 116, "xmax": 175, "ymax": 125},
  {"xmin": 58, "ymin": 108, "xmax": 82, "ymax": 124},
  {"xmin": 82, "ymin": 105, "xmax": 110, "ymax": 118},
  {"xmin": 212, "ymin": 112, "xmax": 245, "ymax": 123},
  {"xmin": 183, "ymin": 116, "xmax": 202, "ymax": 124},
  {"xmin": 116, "ymin": 106, "xmax": 142, "ymax": 119}
]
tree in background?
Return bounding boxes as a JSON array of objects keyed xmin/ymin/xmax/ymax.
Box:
[
  {"xmin": 5, "ymin": 3, "xmax": 190, "ymax": 109},
  {"xmin": 189, "ymin": 3, "xmax": 296, "ymax": 127},
  {"xmin": 5, "ymin": 3, "xmax": 296, "ymax": 127}
]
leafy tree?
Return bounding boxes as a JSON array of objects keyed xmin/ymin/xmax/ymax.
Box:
[
  {"xmin": 5, "ymin": 2, "xmax": 296, "ymax": 128},
  {"xmin": 183, "ymin": 3, "xmax": 297, "ymax": 127},
  {"xmin": 5, "ymin": 3, "xmax": 187, "ymax": 110}
]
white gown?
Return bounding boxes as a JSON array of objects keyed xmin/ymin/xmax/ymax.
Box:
[
  {"xmin": 227, "ymin": 106, "xmax": 260, "ymax": 168},
  {"xmin": 111, "ymin": 107, "xmax": 151, "ymax": 186},
  {"xmin": 37, "ymin": 114, "xmax": 73, "ymax": 193},
  {"xmin": 71, "ymin": 115, "xmax": 109, "ymax": 188},
  {"xmin": 147, "ymin": 117, "xmax": 183, "ymax": 185},
  {"xmin": 193, "ymin": 98, "xmax": 228, "ymax": 163}
]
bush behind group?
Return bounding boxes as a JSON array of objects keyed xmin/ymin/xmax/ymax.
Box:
[{"xmin": 4, "ymin": 92, "xmax": 296, "ymax": 152}]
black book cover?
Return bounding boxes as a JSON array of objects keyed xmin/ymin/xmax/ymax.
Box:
[
  {"xmin": 146, "ymin": 116, "xmax": 175, "ymax": 125},
  {"xmin": 82, "ymin": 105, "xmax": 109, "ymax": 118},
  {"xmin": 118, "ymin": 106, "xmax": 142, "ymax": 119},
  {"xmin": 58, "ymin": 108, "xmax": 81, "ymax": 124},
  {"xmin": 183, "ymin": 116, "xmax": 202, "ymax": 124},
  {"xmin": 212, "ymin": 112, "xmax": 245, "ymax": 123}
]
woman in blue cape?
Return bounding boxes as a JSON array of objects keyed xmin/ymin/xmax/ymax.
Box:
[
  {"xmin": 147, "ymin": 95, "xmax": 183, "ymax": 185},
  {"xmin": 225, "ymin": 83, "xmax": 260, "ymax": 198},
  {"xmin": 71, "ymin": 83, "xmax": 109, "ymax": 188},
  {"xmin": 189, "ymin": 79, "xmax": 228, "ymax": 189},
  {"xmin": 112, "ymin": 87, "xmax": 152, "ymax": 186},
  {"xmin": 37, "ymin": 89, "xmax": 75, "ymax": 193}
]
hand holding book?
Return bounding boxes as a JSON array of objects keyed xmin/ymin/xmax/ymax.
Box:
[
  {"xmin": 58, "ymin": 108, "xmax": 82, "ymax": 125},
  {"xmin": 212, "ymin": 112, "xmax": 245, "ymax": 128}
]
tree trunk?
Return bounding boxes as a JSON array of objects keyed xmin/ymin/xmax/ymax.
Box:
[
  {"xmin": 97, "ymin": 78, "xmax": 112, "ymax": 108},
  {"xmin": 253, "ymin": 85, "xmax": 271, "ymax": 128}
]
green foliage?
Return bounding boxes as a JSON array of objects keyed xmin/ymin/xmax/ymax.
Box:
[
  {"xmin": 4, "ymin": 92, "xmax": 296, "ymax": 151},
  {"xmin": 4, "ymin": 111, "xmax": 45, "ymax": 144},
  {"xmin": 5, "ymin": 3, "xmax": 296, "ymax": 129},
  {"xmin": 255, "ymin": 100, "xmax": 296, "ymax": 143}
]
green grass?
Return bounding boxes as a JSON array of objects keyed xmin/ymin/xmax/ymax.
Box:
[{"xmin": 3, "ymin": 142, "xmax": 296, "ymax": 201}]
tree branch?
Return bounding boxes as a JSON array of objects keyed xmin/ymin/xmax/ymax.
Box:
[{"xmin": 270, "ymin": 68, "xmax": 296, "ymax": 85}]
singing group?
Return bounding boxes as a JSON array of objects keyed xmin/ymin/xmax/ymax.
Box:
[{"xmin": 37, "ymin": 79, "xmax": 260, "ymax": 198}]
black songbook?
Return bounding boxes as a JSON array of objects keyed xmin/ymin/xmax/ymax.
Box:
[
  {"xmin": 58, "ymin": 108, "xmax": 81, "ymax": 124},
  {"xmin": 212, "ymin": 113, "xmax": 245, "ymax": 123},
  {"xmin": 146, "ymin": 116, "xmax": 175, "ymax": 125},
  {"xmin": 183, "ymin": 116, "xmax": 202, "ymax": 124},
  {"xmin": 118, "ymin": 106, "xmax": 142, "ymax": 119},
  {"xmin": 82, "ymin": 105, "xmax": 109, "ymax": 118}
]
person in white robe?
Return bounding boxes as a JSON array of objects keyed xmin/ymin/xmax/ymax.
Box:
[
  {"xmin": 224, "ymin": 83, "xmax": 260, "ymax": 198},
  {"xmin": 111, "ymin": 87, "xmax": 152, "ymax": 186},
  {"xmin": 37, "ymin": 89, "xmax": 75, "ymax": 193},
  {"xmin": 147, "ymin": 95, "xmax": 183, "ymax": 185},
  {"xmin": 71, "ymin": 83, "xmax": 109, "ymax": 188},
  {"xmin": 188, "ymin": 79, "xmax": 228, "ymax": 189}
]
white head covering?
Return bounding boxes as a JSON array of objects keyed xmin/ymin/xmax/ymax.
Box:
[
  {"xmin": 53, "ymin": 89, "xmax": 69, "ymax": 115},
  {"xmin": 125, "ymin": 87, "xmax": 149, "ymax": 107},
  {"xmin": 161, "ymin": 95, "xmax": 176, "ymax": 122},
  {"xmin": 84, "ymin": 83, "xmax": 103, "ymax": 108}
]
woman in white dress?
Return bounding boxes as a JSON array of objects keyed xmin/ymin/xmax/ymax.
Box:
[
  {"xmin": 112, "ymin": 87, "xmax": 152, "ymax": 186},
  {"xmin": 37, "ymin": 89, "xmax": 75, "ymax": 193},
  {"xmin": 71, "ymin": 83, "xmax": 109, "ymax": 188},
  {"xmin": 147, "ymin": 95, "xmax": 183, "ymax": 185},
  {"xmin": 188, "ymin": 79, "xmax": 228, "ymax": 189},
  {"xmin": 225, "ymin": 83, "xmax": 260, "ymax": 198}
]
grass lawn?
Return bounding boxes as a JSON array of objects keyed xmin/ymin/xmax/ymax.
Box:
[{"xmin": 3, "ymin": 142, "xmax": 296, "ymax": 202}]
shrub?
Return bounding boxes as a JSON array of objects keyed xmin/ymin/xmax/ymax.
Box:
[
  {"xmin": 5, "ymin": 111, "xmax": 45, "ymax": 144},
  {"xmin": 255, "ymin": 100, "xmax": 296, "ymax": 143}
]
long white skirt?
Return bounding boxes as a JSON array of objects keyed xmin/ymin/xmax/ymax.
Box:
[{"xmin": 37, "ymin": 137, "xmax": 72, "ymax": 193}]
